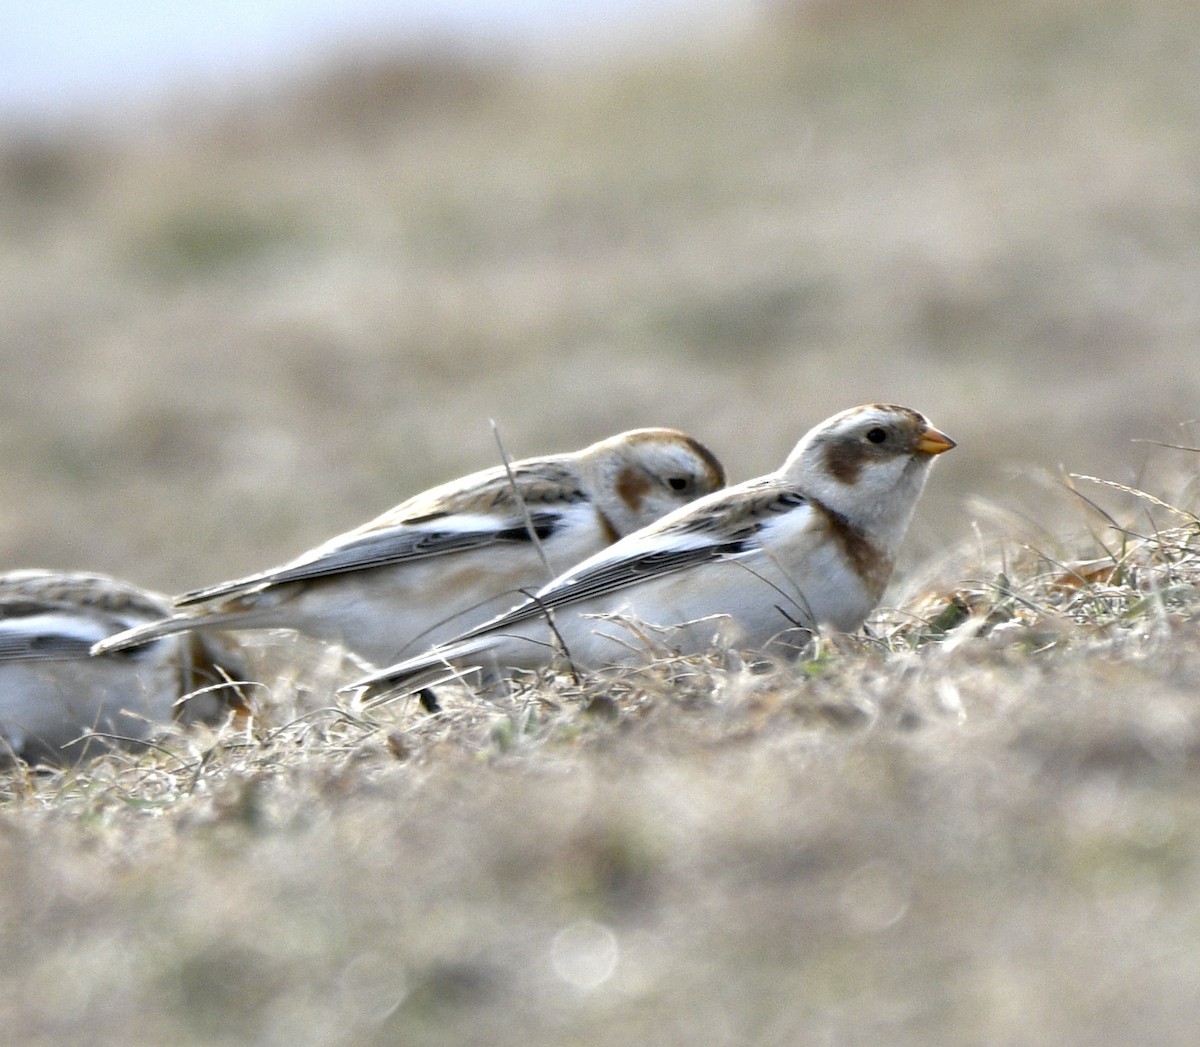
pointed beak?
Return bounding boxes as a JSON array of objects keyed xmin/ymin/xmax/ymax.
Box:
[{"xmin": 916, "ymin": 426, "xmax": 956, "ymax": 456}]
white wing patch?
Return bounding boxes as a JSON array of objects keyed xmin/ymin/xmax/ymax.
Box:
[{"xmin": 0, "ymin": 611, "xmax": 133, "ymax": 662}]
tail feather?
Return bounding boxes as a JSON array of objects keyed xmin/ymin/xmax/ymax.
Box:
[
  {"xmin": 342, "ymin": 637, "xmax": 494, "ymax": 701},
  {"xmin": 90, "ymin": 610, "xmax": 252, "ymax": 656},
  {"xmin": 174, "ymin": 573, "xmax": 267, "ymax": 607}
]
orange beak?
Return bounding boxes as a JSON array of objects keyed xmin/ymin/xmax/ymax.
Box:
[{"xmin": 916, "ymin": 426, "xmax": 956, "ymax": 456}]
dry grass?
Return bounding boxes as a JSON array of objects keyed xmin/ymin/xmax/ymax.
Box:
[
  {"xmin": 2, "ymin": 483, "xmax": 1200, "ymax": 1045},
  {"xmin": 4, "ymin": 0, "xmax": 1200, "ymax": 1043}
]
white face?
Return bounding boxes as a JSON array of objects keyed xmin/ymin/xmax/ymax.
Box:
[
  {"xmin": 598, "ymin": 430, "xmax": 727, "ymax": 535},
  {"xmin": 787, "ymin": 404, "xmax": 953, "ymax": 545}
]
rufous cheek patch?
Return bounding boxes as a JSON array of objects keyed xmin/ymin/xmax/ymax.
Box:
[
  {"xmin": 615, "ymin": 467, "xmax": 653, "ymax": 515},
  {"xmin": 822, "ymin": 442, "xmax": 866, "ymax": 485}
]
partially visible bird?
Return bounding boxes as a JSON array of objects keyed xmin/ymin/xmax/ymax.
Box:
[
  {"xmin": 348, "ymin": 404, "xmax": 956, "ymax": 698},
  {"xmin": 0, "ymin": 570, "xmax": 247, "ymax": 764},
  {"xmin": 92, "ymin": 429, "xmax": 726, "ymax": 667}
]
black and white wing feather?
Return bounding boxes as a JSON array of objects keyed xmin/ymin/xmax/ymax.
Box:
[{"xmin": 348, "ymin": 477, "xmax": 806, "ymax": 692}]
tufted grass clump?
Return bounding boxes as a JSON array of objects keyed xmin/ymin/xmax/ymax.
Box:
[{"xmin": 3, "ymin": 470, "xmax": 1200, "ymax": 1046}]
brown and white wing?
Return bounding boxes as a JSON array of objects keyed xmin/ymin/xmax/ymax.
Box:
[{"xmin": 175, "ymin": 459, "xmax": 588, "ymax": 606}]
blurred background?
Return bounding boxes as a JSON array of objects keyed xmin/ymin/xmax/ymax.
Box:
[{"xmin": 2, "ymin": 0, "xmax": 1198, "ymax": 597}]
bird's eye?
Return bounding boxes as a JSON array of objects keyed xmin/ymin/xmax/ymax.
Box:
[
  {"xmin": 667, "ymin": 476, "xmax": 691, "ymax": 492},
  {"xmin": 866, "ymin": 427, "xmax": 888, "ymax": 445}
]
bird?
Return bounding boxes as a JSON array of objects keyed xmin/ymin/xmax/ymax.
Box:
[
  {"xmin": 0, "ymin": 570, "xmax": 248, "ymax": 764},
  {"xmin": 91, "ymin": 428, "xmax": 726, "ymax": 668},
  {"xmin": 347, "ymin": 404, "xmax": 956, "ymax": 698}
]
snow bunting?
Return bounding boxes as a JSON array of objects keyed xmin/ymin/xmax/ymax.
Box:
[
  {"xmin": 348, "ymin": 404, "xmax": 955, "ymax": 697},
  {"xmin": 0, "ymin": 570, "xmax": 247, "ymax": 764},
  {"xmin": 92, "ymin": 429, "xmax": 725, "ymax": 667}
]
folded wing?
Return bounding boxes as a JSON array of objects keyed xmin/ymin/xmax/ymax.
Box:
[{"xmin": 176, "ymin": 509, "xmax": 564, "ymax": 606}]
